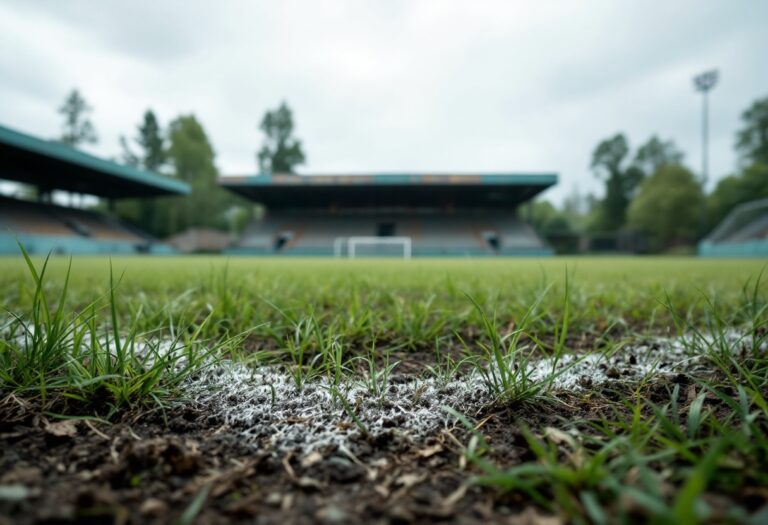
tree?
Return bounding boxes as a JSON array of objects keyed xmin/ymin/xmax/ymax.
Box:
[
  {"xmin": 168, "ymin": 116, "xmax": 217, "ymax": 184},
  {"xmin": 590, "ymin": 134, "xmax": 643, "ymax": 231},
  {"xmin": 114, "ymin": 113, "xmax": 253, "ymax": 239},
  {"xmin": 632, "ymin": 135, "xmax": 684, "ymax": 176},
  {"xmin": 117, "ymin": 110, "xmax": 168, "ymax": 233},
  {"xmin": 707, "ymin": 163, "xmax": 768, "ymax": 229},
  {"xmin": 121, "ymin": 110, "xmax": 167, "ymax": 171},
  {"xmin": 627, "ymin": 165, "xmax": 703, "ymax": 250},
  {"xmin": 58, "ymin": 89, "xmax": 97, "ymax": 146},
  {"xmin": 257, "ymin": 102, "xmax": 306, "ymax": 173},
  {"xmin": 525, "ymin": 200, "xmax": 573, "ymax": 236},
  {"xmin": 165, "ymin": 115, "xmax": 221, "ymax": 234},
  {"xmin": 735, "ymin": 95, "xmax": 768, "ymax": 165}
]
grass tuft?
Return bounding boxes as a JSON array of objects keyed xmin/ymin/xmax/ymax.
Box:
[{"xmin": 0, "ymin": 245, "xmax": 226, "ymax": 416}]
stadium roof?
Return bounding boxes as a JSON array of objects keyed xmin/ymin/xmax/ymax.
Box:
[
  {"xmin": 221, "ymin": 173, "xmax": 557, "ymax": 209},
  {"xmin": 0, "ymin": 124, "xmax": 190, "ymax": 198}
]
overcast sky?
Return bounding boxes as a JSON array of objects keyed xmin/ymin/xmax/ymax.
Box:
[{"xmin": 1, "ymin": 0, "xmax": 766, "ymax": 203}]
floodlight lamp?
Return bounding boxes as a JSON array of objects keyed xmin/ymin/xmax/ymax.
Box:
[{"xmin": 693, "ymin": 70, "xmax": 718, "ymax": 92}]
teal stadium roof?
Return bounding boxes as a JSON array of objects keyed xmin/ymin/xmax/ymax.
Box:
[
  {"xmin": 0, "ymin": 124, "xmax": 190, "ymax": 198},
  {"xmin": 221, "ymin": 173, "xmax": 557, "ymax": 209}
]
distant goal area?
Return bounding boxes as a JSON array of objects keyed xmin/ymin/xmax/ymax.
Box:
[
  {"xmin": 334, "ymin": 236, "xmax": 412, "ymax": 258},
  {"xmin": 222, "ymin": 172, "xmax": 558, "ymax": 257}
]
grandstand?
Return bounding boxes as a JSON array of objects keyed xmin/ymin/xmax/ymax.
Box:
[
  {"xmin": 222, "ymin": 173, "xmax": 557, "ymax": 256},
  {"xmin": 699, "ymin": 198, "xmax": 768, "ymax": 257},
  {"xmin": 0, "ymin": 124, "xmax": 190, "ymax": 255}
]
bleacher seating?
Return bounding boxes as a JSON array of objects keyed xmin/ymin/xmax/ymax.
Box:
[
  {"xmin": 55, "ymin": 207, "xmax": 146, "ymax": 242},
  {"xmin": 0, "ymin": 197, "xmax": 77, "ymax": 236},
  {"xmin": 0, "ymin": 195, "xmax": 154, "ymax": 254},
  {"xmin": 233, "ymin": 211, "xmax": 548, "ymax": 256},
  {"xmin": 727, "ymin": 215, "xmax": 768, "ymax": 242},
  {"xmin": 698, "ymin": 198, "xmax": 768, "ymax": 257}
]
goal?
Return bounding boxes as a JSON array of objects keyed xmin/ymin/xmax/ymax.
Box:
[{"xmin": 333, "ymin": 236, "xmax": 412, "ymax": 259}]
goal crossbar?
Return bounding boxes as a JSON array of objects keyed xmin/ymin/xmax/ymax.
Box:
[{"xmin": 334, "ymin": 236, "xmax": 412, "ymax": 259}]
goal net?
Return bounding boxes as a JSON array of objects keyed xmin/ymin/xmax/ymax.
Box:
[
  {"xmin": 334, "ymin": 236, "xmax": 412, "ymax": 259},
  {"xmin": 706, "ymin": 198, "xmax": 768, "ymax": 243}
]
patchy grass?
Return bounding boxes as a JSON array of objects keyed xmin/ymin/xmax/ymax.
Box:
[
  {"xmin": 1, "ymin": 254, "xmax": 767, "ymax": 524},
  {"xmin": 0, "ymin": 251, "xmax": 234, "ymax": 415},
  {"xmin": 455, "ymin": 278, "xmax": 768, "ymax": 524}
]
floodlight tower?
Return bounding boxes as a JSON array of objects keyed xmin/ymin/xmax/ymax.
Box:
[{"xmin": 693, "ymin": 70, "xmax": 718, "ymax": 190}]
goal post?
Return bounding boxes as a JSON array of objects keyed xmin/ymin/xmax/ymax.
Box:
[{"xmin": 334, "ymin": 236, "xmax": 412, "ymax": 259}]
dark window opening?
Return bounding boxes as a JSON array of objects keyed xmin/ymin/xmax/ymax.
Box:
[
  {"xmin": 377, "ymin": 222, "xmax": 396, "ymax": 237},
  {"xmin": 483, "ymin": 231, "xmax": 500, "ymax": 251},
  {"xmin": 274, "ymin": 232, "xmax": 293, "ymax": 251}
]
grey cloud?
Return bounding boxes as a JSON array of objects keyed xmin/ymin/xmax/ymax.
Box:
[
  {"xmin": 0, "ymin": 0, "xmax": 766, "ymax": 203},
  {"xmin": 3, "ymin": 0, "xmax": 220, "ymax": 61}
]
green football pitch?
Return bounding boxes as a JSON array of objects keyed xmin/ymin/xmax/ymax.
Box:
[{"xmin": 1, "ymin": 255, "xmax": 767, "ymax": 524}]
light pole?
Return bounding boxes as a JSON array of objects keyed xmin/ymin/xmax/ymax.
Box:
[
  {"xmin": 693, "ymin": 70, "xmax": 718, "ymax": 190},
  {"xmin": 693, "ymin": 69, "xmax": 718, "ymax": 237}
]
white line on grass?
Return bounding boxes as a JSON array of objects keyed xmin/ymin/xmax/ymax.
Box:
[{"xmin": 183, "ymin": 331, "xmax": 763, "ymax": 453}]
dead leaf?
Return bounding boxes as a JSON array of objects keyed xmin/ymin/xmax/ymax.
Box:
[
  {"xmin": 543, "ymin": 427, "xmax": 576, "ymax": 449},
  {"xmin": 507, "ymin": 507, "xmax": 564, "ymax": 525},
  {"xmin": 442, "ymin": 484, "xmax": 468, "ymax": 508},
  {"xmin": 295, "ymin": 476, "xmax": 325, "ymax": 490},
  {"xmin": 300, "ymin": 451, "xmax": 323, "ymax": 468},
  {"xmin": 45, "ymin": 420, "xmax": 78, "ymax": 438},
  {"xmin": 84, "ymin": 420, "xmax": 110, "ymax": 440},
  {"xmin": 418, "ymin": 443, "xmax": 443, "ymax": 458},
  {"xmin": 281, "ymin": 454, "xmax": 296, "ymax": 478},
  {"xmin": 394, "ymin": 472, "xmax": 427, "ymax": 489},
  {"xmin": 370, "ymin": 457, "xmax": 389, "ymax": 469},
  {"xmin": 685, "ymin": 384, "xmax": 698, "ymax": 404}
]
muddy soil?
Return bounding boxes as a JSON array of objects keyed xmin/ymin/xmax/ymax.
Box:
[
  {"xmin": 1, "ymin": 368, "xmax": 766, "ymax": 524},
  {"xmin": 0, "ymin": 396, "xmax": 546, "ymax": 525}
]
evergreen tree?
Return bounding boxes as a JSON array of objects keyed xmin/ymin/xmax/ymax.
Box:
[
  {"xmin": 120, "ymin": 110, "xmax": 167, "ymax": 171},
  {"xmin": 165, "ymin": 115, "xmax": 226, "ymax": 235},
  {"xmin": 118, "ymin": 110, "xmax": 168, "ymax": 233},
  {"xmin": 58, "ymin": 89, "xmax": 97, "ymax": 146},
  {"xmin": 257, "ymin": 102, "xmax": 306, "ymax": 173}
]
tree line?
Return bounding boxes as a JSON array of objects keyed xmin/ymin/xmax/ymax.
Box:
[
  {"xmin": 55, "ymin": 91, "xmax": 306, "ymax": 239},
  {"xmin": 524, "ymin": 95, "xmax": 768, "ymax": 252},
  {"xmin": 54, "ymin": 89, "xmax": 767, "ymax": 251}
]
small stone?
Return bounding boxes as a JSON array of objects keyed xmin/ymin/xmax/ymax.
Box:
[
  {"xmin": 0, "ymin": 485, "xmax": 30, "ymax": 502},
  {"xmin": 139, "ymin": 498, "xmax": 168, "ymax": 517},
  {"xmin": 326, "ymin": 457, "xmax": 365, "ymax": 483},
  {"xmin": 606, "ymin": 367, "xmax": 621, "ymax": 379},
  {"xmin": 316, "ymin": 504, "xmax": 349, "ymax": 524},
  {"xmin": 265, "ymin": 492, "xmax": 283, "ymax": 506},
  {"xmin": 1, "ymin": 466, "xmax": 42, "ymax": 485},
  {"xmin": 300, "ymin": 450, "xmax": 323, "ymax": 468},
  {"xmin": 75, "ymin": 486, "xmax": 116, "ymax": 508}
]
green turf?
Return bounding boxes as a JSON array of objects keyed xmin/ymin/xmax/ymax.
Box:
[
  {"xmin": 0, "ymin": 256, "xmax": 764, "ymax": 337},
  {"xmin": 1, "ymin": 255, "xmax": 767, "ymax": 523}
]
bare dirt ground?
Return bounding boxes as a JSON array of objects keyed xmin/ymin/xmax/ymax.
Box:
[
  {"xmin": 2, "ymin": 346, "xmax": 767, "ymax": 524},
  {"xmin": 1, "ymin": 397, "xmax": 531, "ymax": 525}
]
